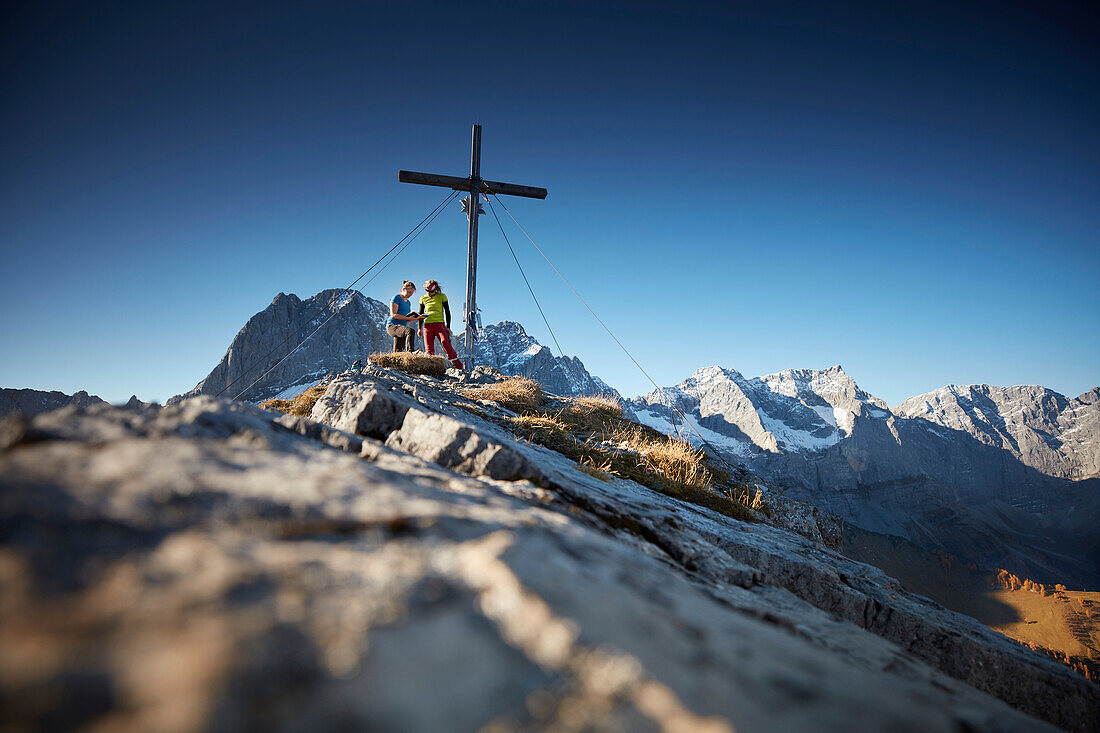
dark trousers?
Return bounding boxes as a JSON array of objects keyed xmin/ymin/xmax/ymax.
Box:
[{"xmin": 386, "ymin": 324, "xmax": 416, "ymax": 352}]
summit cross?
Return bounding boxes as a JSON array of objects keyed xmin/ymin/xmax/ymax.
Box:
[{"xmin": 399, "ymin": 124, "xmax": 547, "ymax": 366}]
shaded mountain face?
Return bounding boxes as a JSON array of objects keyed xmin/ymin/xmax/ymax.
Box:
[
  {"xmin": 173, "ymin": 290, "xmax": 611, "ymax": 404},
  {"xmin": 0, "ymin": 388, "xmax": 106, "ymax": 418},
  {"xmin": 173, "ymin": 290, "xmax": 392, "ymax": 404},
  {"xmin": 630, "ymin": 367, "xmax": 1100, "ymax": 588},
  {"xmin": 896, "ymin": 384, "xmax": 1100, "ymax": 481}
]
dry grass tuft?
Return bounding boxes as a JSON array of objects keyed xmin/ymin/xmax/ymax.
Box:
[
  {"xmin": 608, "ymin": 424, "xmax": 713, "ymax": 489},
  {"xmin": 578, "ymin": 459, "xmax": 613, "ymax": 482},
  {"xmin": 571, "ymin": 394, "xmax": 624, "ymax": 417},
  {"xmin": 261, "ymin": 383, "xmax": 329, "ymax": 417},
  {"xmin": 510, "ymin": 413, "xmax": 578, "ymax": 455},
  {"xmin": 507, "ymin": 397, "xmax": 758, "ymax": 522},
  {"xmin": 463, "ymin": 377, "xmax": 545, "ymax": 414},
  {"xmin": 559, "ymin": 394, "xmax": 625, "ymax": 432},
  {"xmin": 368, "ymin": 351, "xmax": 449, "ymax": 378}
]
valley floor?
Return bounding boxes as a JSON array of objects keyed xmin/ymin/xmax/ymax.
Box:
[{"xmin": 842, "ymin": 524, "xmax": 1099, "ymax": 683}]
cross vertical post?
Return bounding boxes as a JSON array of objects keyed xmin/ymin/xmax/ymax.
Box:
[
  {"xmin": 465, "ymin": 125, "xmax": 482, "ymax": 358},
  {"xmin": 399, "ymin": 124, "xmax": 548, "ymax": 370}
]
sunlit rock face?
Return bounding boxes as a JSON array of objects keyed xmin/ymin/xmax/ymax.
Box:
[
  {"xmin": 629, "ymin": 368, "xmax": 1100, "ymax": 589},
  {"xmin": 1, "ymin": 369, "xmax": 1095, "ymax": 732},
  {"xmin": 629, "ymin": 365, "xmax": 881, "ymax": 458}
]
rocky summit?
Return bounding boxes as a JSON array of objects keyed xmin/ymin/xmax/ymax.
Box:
[
  {"xmin": 629, "ymin": 366, "xmax": 1100, "ymax": 589},
  {"xmin": 173, "ymin": 289, "xmax": 609, "ymax": 405},
  {"xmin": 2, "ymin": 365, "xmax": 1097, "ymax": 732}
]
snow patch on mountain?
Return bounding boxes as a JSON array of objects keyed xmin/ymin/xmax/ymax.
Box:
[
  {"xmin": 629, "ymin": 364, "xmax": 880, "ymax": 457},
  {"xmin": 631, "ymin": 403, "xmax": 755, "ymax": 459},
  {"xmin": 467, "ymin": 321, "xmax": 617, "ymax": 398}
]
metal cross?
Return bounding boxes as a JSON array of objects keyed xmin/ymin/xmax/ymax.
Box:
[{"xmin": 399, "ymin": 124, "xmax": 547, "ymax": 366}]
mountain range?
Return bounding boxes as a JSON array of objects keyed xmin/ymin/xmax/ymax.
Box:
[
  {"xmin": 629, "ymin": 366, "xmax": 1100, "ymax": 588},
  {"xmin": 0, "ymin": 389, "xmax": 152, "ymax": 418}
]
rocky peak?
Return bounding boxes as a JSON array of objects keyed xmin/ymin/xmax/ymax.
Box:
[
  {"xmin": 759, "ymin": 365, "xmax": 887, "ymax": 412},
  {"xmin": 466, "ymin": 321, "xmax": 614, "ymax": 398},
  {"xmin": 629, "ymin": 364, "xmax": 886, "ymax": 459},
  {"xmin": 171, "ymin": 289, "xmax": 393, "ymax": 404},
  {"xmin": 173, "ymin": 293, "xmax": 616, "ymax": 405},
  {"xmin": 894, "ymin": 382, "xmax": 1099, "ymax": 480}
]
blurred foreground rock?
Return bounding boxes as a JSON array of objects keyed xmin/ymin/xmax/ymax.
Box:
[{"xmin": 1, "ymin": 369, "xmax": 1097, "ymax": 732}]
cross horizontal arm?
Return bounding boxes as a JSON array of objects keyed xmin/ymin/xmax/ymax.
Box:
[
  {"xmin": 483, "ymin": 180, "xmax": 547, "ymax": 199},
  {"xmin": 399, "ymin": 170, "xmax": 547, "ymax": 199},
  {"xmin": 399, "ymin": 170, "xmax": 473, "ymax": 191}
]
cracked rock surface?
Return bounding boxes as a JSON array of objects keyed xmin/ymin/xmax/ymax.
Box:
[{"xmin": 1, "ymin": 372, "xmax": 1097, "ymax": 732}]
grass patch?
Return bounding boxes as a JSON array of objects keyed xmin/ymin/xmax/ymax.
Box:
[
  {"xmin": 607, "ymin": 424, "xmax": 712, "ymax": 488},
  {"xmin": 578, "ymin": 460, "xmax": 613, "ymax": 482},
  {"xmin": 560, "ymin": 394, "xmax": 624, "ymax": 432},
  {"xmin": 507, "ymin": 400, "xmax": 758, "ymax": 522},
  {"xmin": 261, "ymin": 383, "xmax": 329, "ymax": 417},
  {"xmin": 463, "ymin": 377, "xmax": 545, "ymax": 413},
  {"xmin": 368, "ymin": 351, "xmax": 449, "ymax": 378}
]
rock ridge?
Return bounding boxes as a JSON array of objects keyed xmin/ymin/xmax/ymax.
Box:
[
  {"xmin": 0, "ymin": 387, "xmax": 107, "ymax": 418},
  {"xmin": 3, "ymin": 369, "xmax": 1096, "ymax": 730}
]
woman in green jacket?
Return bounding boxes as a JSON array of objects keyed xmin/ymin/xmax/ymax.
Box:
[{"xmin": 418, "ymin": 279, "xmax": 464, "ymax": 369}]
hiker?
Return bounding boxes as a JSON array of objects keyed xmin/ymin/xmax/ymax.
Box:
[
  {"xmin": 387, "ymin": 280, "xmax": 423, "ymax": 352},
  {"xmin": 419, "ymin": 279, "xmax": 464, "ymax": 369}
]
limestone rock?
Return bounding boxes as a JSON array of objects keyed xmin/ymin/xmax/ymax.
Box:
[
  {"xmin": 385, "ymin": 409, "xmax": 546, "ymax": 484},
  {"xmin": 309, "ymin": 378, "xmax": 419, "ymax": 438},
  {"xmin": 1, "ymin": 385, "xmax": 1096, "ymax": 732}
]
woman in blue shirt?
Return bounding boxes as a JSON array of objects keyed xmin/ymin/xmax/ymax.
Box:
[{"xmin": 387, "ymin": 280, "xmax": 423, "ymax": 352}]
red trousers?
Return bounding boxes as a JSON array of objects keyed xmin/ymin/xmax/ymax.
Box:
[{"xmin": 423, "ymin": 322, "xmax": 464, "ymax": 369}]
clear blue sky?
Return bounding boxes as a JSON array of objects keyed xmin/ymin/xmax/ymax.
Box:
[{"xmin": 2, "ymin": 1, "xmax": 1097, "ymax": 405}]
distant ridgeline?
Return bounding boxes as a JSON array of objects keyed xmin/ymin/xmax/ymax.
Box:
[
  {"xmin": 170, "ymin": 289, "xmax": 616, "ymax": 406},
  {"xmin": 0, "ymin": 389, "xmax": 152, "ymax": 418},
  {"xmin": 0, "ymin": 388, "xmax": 106, "ymax": 418}
]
